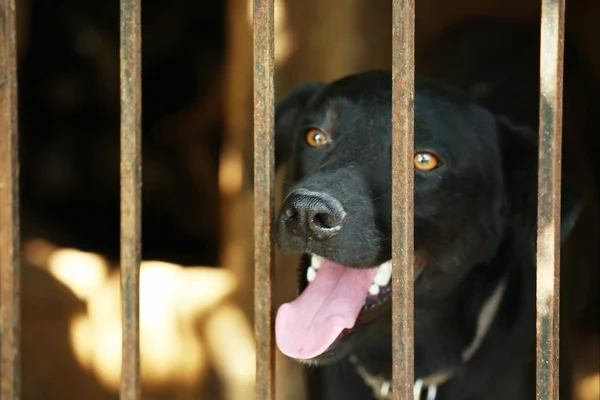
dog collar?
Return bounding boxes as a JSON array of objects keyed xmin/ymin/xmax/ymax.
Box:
[
  {"xmin": 349, "ymin": 355, "xmax": 447, "ymax": 399},
  {"xmin": 349, "ymin": 277, "xmax": 508, "ymax": 400}
]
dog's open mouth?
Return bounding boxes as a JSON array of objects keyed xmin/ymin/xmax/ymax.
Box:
[{"xmin": 275, "ymin": 255, "xmax": 400, "ymax": 360}]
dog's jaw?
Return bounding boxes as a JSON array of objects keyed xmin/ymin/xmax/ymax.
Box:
[
  {"xmin": 275, "ymin": 256, "xmax": 381, "ymax": 360},
  {"xmin": 275, "ymin": 253, "xmax": 426, "ymax": 362},
  {"xmin": 307, "ymin": 255, "xmax": 394, "ymax": 308}
]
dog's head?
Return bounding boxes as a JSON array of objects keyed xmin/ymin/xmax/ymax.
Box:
[{"xmin": 273, "ymin": 70, "xmax": 581, "ymax": 364}]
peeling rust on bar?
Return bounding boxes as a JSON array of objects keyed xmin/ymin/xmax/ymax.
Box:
[
  {"xmin": 253, "ymin": 0, "xmax": 275, "ymax": 398},
  {"xmin": 119, "ymin": 0, "xmax": 142, "ymax": 398},
  {"xmin": 391, "ymin": 0, "xmax": 415, "ymax": 399},
  {"xmin": 0, "ymin": 0, "xmax": 20, "ymax": 398},
  {"xmin": 536, "ymin": 0, "xmax": 565, "ymax": 398}
]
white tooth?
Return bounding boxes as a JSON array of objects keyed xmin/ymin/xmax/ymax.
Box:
[
  {"xmin": 311, "ymin": 255, "xmax": 323, "ymax": 270},
  {"xmin": 372, "ymin": 261, "xmax": 391, "ymax": 287},
  {"xmin": 307, "ymin": 266, "xmax": 317, "ymax": 282},
  {"xmin": 368, "ymin": 284, "xmax": 380, "ymax": 296},
  {"xmin": 373, "ymin": 260, "xmax": 392, "ymax": 287}
]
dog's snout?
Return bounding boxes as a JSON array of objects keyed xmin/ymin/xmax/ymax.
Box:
[{"xmin": 282, "ymin": 190, "xmax": 346, "ymax": 240}]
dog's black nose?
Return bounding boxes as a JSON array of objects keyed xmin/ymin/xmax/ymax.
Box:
[{"xmin": 281, "ymin": 189, "xmax": 346, "ymax": 240}]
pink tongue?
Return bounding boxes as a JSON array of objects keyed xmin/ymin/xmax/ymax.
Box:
[{"xmin": 275, "ymin": 259, "xmax": 378, "ymax": 359}]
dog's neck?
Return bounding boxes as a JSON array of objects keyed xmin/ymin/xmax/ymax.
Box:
[{"xmin": 350, "ymin": 276, "xmax": 508, "ymax": 400}]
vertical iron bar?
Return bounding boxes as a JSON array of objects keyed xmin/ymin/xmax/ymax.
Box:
[
  {"xmin": 119, "ymin": 0, "xmax": 142, "ymax": 398},
  {"xmin": 391, "ymin": 0, "xmax": 415, "ymax": 399},
  {"xmin": 536, "ymin": 0, "xmax": 565, "ymax": 399},
  {"xmin": 253, "ymin": 0, "xmax": 275, "ymax": 398},
  {"xmin": 0, "ymin": 0, "xmax": 20, "ymax": 398}
]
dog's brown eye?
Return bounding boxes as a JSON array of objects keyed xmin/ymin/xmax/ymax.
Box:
[
  {"xmin": 414, "ymin": 152, "xmax": 439, "ymax": 171},
  {"xmin": 305, "ymin": 129, "xmax": 330, "ymax": 148}
]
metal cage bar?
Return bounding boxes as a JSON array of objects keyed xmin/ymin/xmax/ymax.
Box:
[
  {"xmin": 536, "ymin": 0, "xmax": 565, "ymax": 398},
  {"xmin": 119, "ymin": 0, "xmax": 142, "ymax": 398},
  {"xmin": 391, "ymin": 0, "xmax": 416, "ymax": 399},
  {"xmin": 0, "ymin": 0, "xmax": 20, "ymax": 399},
  {"xmin": 253, "ymin": 0, "xmax": 275, "ymax": 399}
]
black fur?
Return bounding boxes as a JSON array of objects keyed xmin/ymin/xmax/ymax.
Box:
[{"xmin": 273, "ymin": 67, "xmax": 585, "ymax": 400}]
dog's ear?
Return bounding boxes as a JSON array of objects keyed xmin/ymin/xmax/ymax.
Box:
[
  {"xmin": 275, "ymin": 82, "xmax": 322, "ymax": 169},
  {"xmin": 497, "ymin": 117, "xmax": 583, "ymax": 242}
]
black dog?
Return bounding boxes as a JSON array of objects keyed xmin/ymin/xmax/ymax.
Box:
[{"xmin": 272, "ymin": 68, "xmax": 584, "ymax": 400}]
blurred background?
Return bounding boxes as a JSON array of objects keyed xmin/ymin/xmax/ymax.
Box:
[{"xmin": 11, "ymin": 0, "xmax": 600, "ymax": 399}]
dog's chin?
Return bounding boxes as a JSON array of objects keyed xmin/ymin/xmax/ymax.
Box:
[{"xmin": 275, "ymin": 253, "xmax": 424, "ymax": 364}]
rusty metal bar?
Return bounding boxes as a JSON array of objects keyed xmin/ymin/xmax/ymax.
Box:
[
  {"xmin": 0, "ymin": 0, "xmax": 20, "ymax": 398},
  {"xmin": 391, "ymin": 0, "xmax": 416, "ymax": 399},
  {"xmin": 536, "ymin": 0, "xmax": 565, "ymax": 398},
  {"xmin": 253, "ymin": 0, "xmax": 275, "ymax": 398},
  {"xmin": 119, "ymin": 0, "xmax": 142, "ymax": 398}
]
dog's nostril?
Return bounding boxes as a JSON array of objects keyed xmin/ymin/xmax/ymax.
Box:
[{"xmin": 313, "ymin": 212, "xmax": 339, "ymax": 229}]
